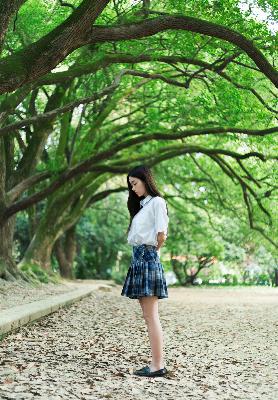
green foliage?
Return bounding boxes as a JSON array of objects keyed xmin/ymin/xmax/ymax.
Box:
[
  {"xmin": 19, "ymin": 263, "xmax": 60, "ymax": 284},
  {"xmin": 74, "ymin": 191, "xmax": 130, "ymax": 280},
  {"xmin": 1, "ymin": 0, "xmax": 276, "ymax": 280}
]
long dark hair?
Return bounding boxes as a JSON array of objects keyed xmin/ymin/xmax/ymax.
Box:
[{"xmin": 126, "ymin": 164, "xmax": 168, "ymax": 233}]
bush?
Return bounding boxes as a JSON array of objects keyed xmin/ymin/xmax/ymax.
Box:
[{"xmin": 19, "ymin": 263, "xmax": 60, "ymax": 284}]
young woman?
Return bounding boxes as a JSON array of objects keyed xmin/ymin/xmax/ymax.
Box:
[{"xmin": 121, "ymin": 164, "xmax": 169, "ymax": 378}]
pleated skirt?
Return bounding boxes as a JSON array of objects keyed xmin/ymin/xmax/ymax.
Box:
[{"xmin": 121, "ymin": 244, "xmax": 168, "ymax": 299}]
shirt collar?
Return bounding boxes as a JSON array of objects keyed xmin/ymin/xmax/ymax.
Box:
[{"xmin": 140, "ymin": 194, "xmax": 153, "ymax": 207}]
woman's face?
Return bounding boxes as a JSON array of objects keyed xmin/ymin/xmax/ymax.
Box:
[{"xmin": 129, "ymin": 176, "xmax": 148, "ymax": 197}]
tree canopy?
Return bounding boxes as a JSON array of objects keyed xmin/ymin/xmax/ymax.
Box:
[{"xmin": 0, "ymin": 0, "xmax": 277, "ymax": 281}]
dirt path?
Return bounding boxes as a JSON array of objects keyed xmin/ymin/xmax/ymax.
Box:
[
  {"xmin": 0, "ymin": 285, "xmax": 277, "ymax": 399},
  {"xmin": 0, "ymin": 278, "xmax": 113, "ymax": 311}
]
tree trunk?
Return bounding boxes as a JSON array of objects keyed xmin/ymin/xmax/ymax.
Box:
[
  {"xmin": 54, "ymin": 226, "xmax": 76, "ymax": 279},
  {"xmin": 171, "ymin": 258, "xmax": 185, "ymax": 285},
  {"xmin": 18, "ymin": 216, "xmax": 63, "ymax": 271},
  {"xmin": 0, "ymin": 136, "xmax": 29, "ymax": 281},
  {"xmin": 0, "ymin": 215, "xmax": 29, "ymax": 281},
  {"xmin": 19, "ymin": 173, "xmax": 108, "ymax": 270},
  {"xmin": 18, "ymin": 185, "xmax": 80, "ymax": 270},
  {"xmin": 274, "ymin": 267, "xmax": 278, "ymax": 287}
]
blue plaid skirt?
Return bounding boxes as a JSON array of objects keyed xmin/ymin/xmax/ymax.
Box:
[{"xmin": 121, "ymin": 244, "xmax": 168, "ymax": 299}]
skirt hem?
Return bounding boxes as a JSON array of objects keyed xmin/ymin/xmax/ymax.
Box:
[
  {"xmin": 121, "ymin": 293, "xmax": 168, "ymax": 299},
  {"xmin": 121, "ymin": 244, "xmax": 168, "ymax": 300}
]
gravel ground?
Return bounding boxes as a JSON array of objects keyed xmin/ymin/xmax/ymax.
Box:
[
  {"xmin": 0, "ymin": 285, "xmax": 277, "ymax": 400},
  {"xmin": 0, "ymin": 278, "xmax": 113, "ymax": 311}
]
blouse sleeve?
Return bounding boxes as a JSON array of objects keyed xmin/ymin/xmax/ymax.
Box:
[{"xmin": 153, "ymin": 197, "xmax": 169, "ymax": 236}]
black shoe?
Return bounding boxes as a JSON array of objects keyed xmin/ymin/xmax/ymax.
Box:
[{"xmin": 133, "ymin": 366, "xmax": 168, "ymax": 377}]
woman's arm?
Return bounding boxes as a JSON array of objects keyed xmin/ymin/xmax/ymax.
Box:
[
  {"xmin": 153, "ymin": 197, "xmax": 169, "ymax": 251},
  {"xmin": 156, "ymin": 231, "xmax": 167, "ymax": 251}
]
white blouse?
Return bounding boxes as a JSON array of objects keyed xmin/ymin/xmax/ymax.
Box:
[{"xmin": 127, "ymin": 195, "xmax": 169, "ymax": 247}]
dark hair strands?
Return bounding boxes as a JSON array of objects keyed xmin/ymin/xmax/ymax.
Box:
[{"xmin": 126, "ymin": 164, "xmax": 168, "ymax": 234}]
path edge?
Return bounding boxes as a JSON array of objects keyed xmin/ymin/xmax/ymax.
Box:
[{"xmin": 0, "ymin": 283, "xmax": 109, "ymax": 339}]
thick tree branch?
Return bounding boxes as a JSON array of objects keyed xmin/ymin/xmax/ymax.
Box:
[
  {"xmin": 1, "ymin": 124, "xmax": 277, "ymax": 208},
  {"xmin": 35, "ymin": 53, "xmax": 277, "ymax": 114},
  {"xmin": 88, "ymin": 185, "xmax": 126, "ymax": 205},
  {"xmin": 15, "ymin": 83, "xmax": 71, "ymax": 179},
  {"xmin": 0, "ymin": 0, "xmax": 110, "ymax": 94},
  {"xmin": 0, "ymin": 0, "xmax": 27, "ymax": 52},
  {"xmin": 1, "ymin": 65, "xmax": 278, "ymax": 138},
  {"xmin": 87, "ymin": 16, "xmax": 278, "ymax": 87},
  {"xmin": 7, "ymin": 171, "xmax": 51, "ymax": 202},
  {"xmin": 36, "ymin": 54, "xmax": 235, "ymax": 85},
  {"xmin": 0, "ymin": 76, "xmax": 123, "ymax": 137},
  {"xmin": 0, "ymin": 12, "xmax": 277, "ymax": 94},
  {"xmin": 79, "ymin": 126, "xmax": 278, "ymax": 168},
  {"xmin": 1, "ymin": 144, "xmax": 273, "ymax": 222}
]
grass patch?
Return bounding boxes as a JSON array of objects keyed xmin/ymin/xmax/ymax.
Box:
[{"xmin": 19, "ymin": 263, "xmax": 60, "ymax": 284}]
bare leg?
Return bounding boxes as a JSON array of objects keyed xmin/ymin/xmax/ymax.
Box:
[{"xmin": 138, "ymin": 296, "xmax": 165, "ymax": 371}]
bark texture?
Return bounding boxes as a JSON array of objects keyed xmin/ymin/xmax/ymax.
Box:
[
  {"xmin": 54, "ymin": 226, "xmax": 76, "ymax": 279},
  {"xmin": 0, "ymin": 0, "xmax": 27, "ymax": 52},
  {"xmin": 0, "ymin": 11, "xmax": 276, "ymax": 93},
  {"xmin": 0, "ymin": 0, "xmax": 110, "ymax": 93}
]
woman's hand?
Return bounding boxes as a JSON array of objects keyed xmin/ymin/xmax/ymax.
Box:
[{"xmin": 156, "ymin": 231, "xmax": 166, "ymax": 251}]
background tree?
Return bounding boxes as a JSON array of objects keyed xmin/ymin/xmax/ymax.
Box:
[{"xmin": 0, "ymin": 0, "xmax": 276, "ymax": 282}]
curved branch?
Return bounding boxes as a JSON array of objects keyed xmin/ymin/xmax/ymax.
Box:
[
  {"xmin": 0, "ymin": 0, "xmax": 27, "ymax": 52},
  {"xmin": 6, "ymin": 171, "xmax": 51, "ymax": 202},
  {"xmin": 0, "ymin": 76, "xmax": 123, "ymax": 137},
  {"xmin": 88, "ymin": 15, "xmax": 278, "ymax": 87},
  {"xmin": 0, "ymin": 0, "xmax": 110, "ymax": 94},
  {"xmin": 236, "ymin": 158, "xmax": 262, "ymax": 188},
  {"xmin": 1, "ymin": 144, "xmax": 272, "ymax": 222},
  {"xmin": 0, "ymin": 106, "xmax": 276, "ymax": 224},
  {"xmin": 1, "ymin": 67, "xmax": 278, "ymax": 137},
  {"xmin": 1, "ymin": 125, "xmax": 277, "ymax": 214},
  {"xmin": 241, "ymin": 185, "xmax": 277, "ymax": 249},
  {"xmin": 59, "ymin": 1, "xmax": 76, "ymax": 10},
  {"xmin": 37, "ymin": 53, "xmax": 277, "ymax": 114},
  {"xmin": 0, "ymin": 11, "xmax": 277, "ymax": 93},
  {"xmin": 209, "ymin": 154, "xmax": 272, "ymax": 224}
]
